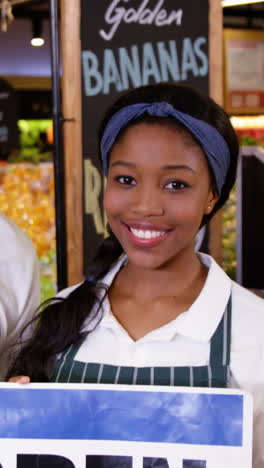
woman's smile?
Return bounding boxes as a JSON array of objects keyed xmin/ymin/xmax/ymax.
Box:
[{"xmin": 122, "ymin": 222, "xmax": 171, "ymax": 247}]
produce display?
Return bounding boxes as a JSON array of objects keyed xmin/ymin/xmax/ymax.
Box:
[
  {"xmin": 12, "ymin": 119, "xmax": 53, "ymax": 163},
  {"xmin": 230, "ymin": 115, "xmax": 264, "ymax": 149},
  {"xmin": 0, "ymin": 161, "xmax": 56, "ymax": 301}
]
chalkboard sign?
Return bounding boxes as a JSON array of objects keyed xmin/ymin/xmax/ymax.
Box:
[
  {"xmin": 80, "ymin": 0, "xmax": 210, "ymax": 269},
  {"xmin": 0, "ymin": 79, "xmax": 18, "ymax": 160}
]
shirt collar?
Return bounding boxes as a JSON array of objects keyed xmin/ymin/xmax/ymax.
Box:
[
  {"xmin": 174, "ymin": 253, "xmax": 232, "ymax": 343},
  {"xmin": 97, "ymin": 256, "xmax": 127, "ymax": 329},
  {"xmin": 98, "ymin": 253, "xmax": 232, "ymax": 343},
  {"xmin": 98, "ymin": 255, "xmax": 127, "ymax": 290}
]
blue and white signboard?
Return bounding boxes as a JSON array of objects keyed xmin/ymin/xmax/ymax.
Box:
[{"xmin": 0, "ymin": 383, "xmax": 253, "ymax": 468}]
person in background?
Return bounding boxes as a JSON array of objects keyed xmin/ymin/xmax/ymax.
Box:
[
  {"xmin": 7, "ymin": 83, "xmax": 264, "ymax": 467},
  {"xmin": 0, "ymin": 214, "xmax": 40, "ymax": 379}
]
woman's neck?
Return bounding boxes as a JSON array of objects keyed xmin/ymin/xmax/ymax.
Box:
[{"xmin": 113, "ymin": 250, "xmax": 208, "ymax": 302}]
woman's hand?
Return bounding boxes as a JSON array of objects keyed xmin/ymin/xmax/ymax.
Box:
[{"xmin": 8, "ymin": 376, "xmax": 31, "ymax": 384}]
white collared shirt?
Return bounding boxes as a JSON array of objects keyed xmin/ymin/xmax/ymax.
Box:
[
  {"xmin": 0, "ymin": 215, "xmax": 40, "ymax": 379},
  {"xmin": 59, "ymin": 253, "xmax": 264, "ymax": 467}
]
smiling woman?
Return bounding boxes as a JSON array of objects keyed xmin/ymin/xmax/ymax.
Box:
[
  {"xmin": 104, "ymin": 122, "xmax": 215, "ymax": 273},
  {"xmin": 7, "ymin": 83, "xmax": 264, "ymax": 468}
]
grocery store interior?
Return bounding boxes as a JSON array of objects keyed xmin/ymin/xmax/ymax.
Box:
[{"xmin": 0, "ymin": 0, "xmax": 264, "ymax": 300}]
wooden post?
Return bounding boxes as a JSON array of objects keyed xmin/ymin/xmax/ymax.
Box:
[
  {"xmin": 209, "ymin": 0, "xmax": 223, "ymax": 264},
  {"xmin": 60, "ymin": 0, "xmax": 83, "ymax": 285}
]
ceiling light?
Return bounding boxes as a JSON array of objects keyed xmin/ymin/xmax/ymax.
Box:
[
  {"xmin": 222, "ymin": 0, "xmax": 264, "ymax": 6},
  {"xmin": 31, "ymin": 37, "xmax": 44, "ymax": 47},
  {"xmin": 30, "ymin": 18, "xmax": 45, "ymax": 47}
]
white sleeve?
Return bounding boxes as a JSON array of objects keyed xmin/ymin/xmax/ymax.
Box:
[
  {"xmin": 231, "ymin": 344, "xmax": 264, "ymax": 468},
  {"xmin": 229, "ymin": 282, "xmax": 264, "ymax": 468},
  {"xmin": 251, "ymin": 345, "xmax": 264, "ymax": 468},
  {"xmin": 0, "ymin": 215, "xmax": 40, "ymax": 379}
]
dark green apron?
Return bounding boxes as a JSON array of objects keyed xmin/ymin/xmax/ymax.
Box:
[{"xmin": 51, "ymin": 296, "xmax": 232, "ymax": 388}]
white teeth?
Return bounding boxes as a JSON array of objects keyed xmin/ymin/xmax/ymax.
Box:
[{"xmin": 130, "ymin": 228, "xmax": 166, "ymax": 239}]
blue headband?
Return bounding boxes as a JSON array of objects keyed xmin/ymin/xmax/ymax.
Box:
[{"xmin": 100, "ymin": 102, "xmax": 231, "ymax": 194}]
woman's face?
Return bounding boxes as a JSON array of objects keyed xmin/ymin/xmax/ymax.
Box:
[{"xmin": 104, "ymin": 122, "xmax": 218, "ymax": 270}]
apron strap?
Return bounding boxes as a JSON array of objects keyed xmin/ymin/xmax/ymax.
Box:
[
  {"xmin": 52, "ymin": 336, "xmax": 86, "ymax": 382},
  {"xmin": 209, "ymin": 294, "xmax": 232, "ymax": 367}
]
